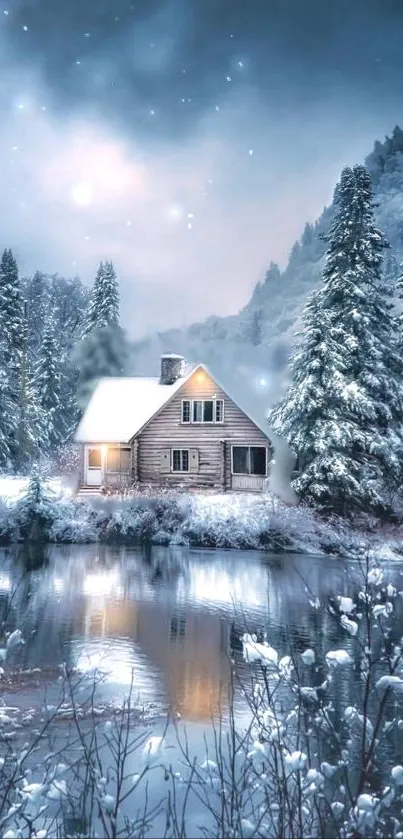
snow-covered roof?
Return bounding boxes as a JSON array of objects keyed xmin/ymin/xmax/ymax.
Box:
[
  {"xmin": 75, "ymin": 376, "xmax": 186, "ymax": 443},
  {"xmin": 75, "ymin": 363, "xmax": 272, "ymax": 444}
]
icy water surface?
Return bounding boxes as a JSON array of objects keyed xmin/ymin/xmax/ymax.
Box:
[
  {"xmin": 0, "ymin": 543, "xmax": 401, "ymax": 718},
  {"xmin": 0, "ymin": 545, "xmax": 358, "ymax": 714}
]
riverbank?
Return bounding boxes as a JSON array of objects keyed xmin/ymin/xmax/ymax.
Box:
[{"xmin": 0, "ymin": 477, "xmax": 401, "ymax": 559}]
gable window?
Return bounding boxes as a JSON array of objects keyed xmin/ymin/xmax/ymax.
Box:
[
  {"xmin": 172, "ymin": 449, "xmax": 189, "ymax": 472},
  {"xmin": 193, "ymin": 400, "xmax": 204, "ymax": 422},
  {"xmin": 232, "ymin": 446, "xmax": 267, "ymax": 476},
  {"xmin": 181, "ymin": 398, "xmax": 224, "ymax": 424},
  {"xmin": 215, "ymin": 400, "xmax": 224, "ymax": 423},
  {"xmin": 181, "ymin": 400, "xmax": 191, "ymax": 423}
]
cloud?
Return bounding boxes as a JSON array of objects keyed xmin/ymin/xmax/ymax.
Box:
[{"xmin": 1, "ymin": 1, "xmax": 403, "ymax": 339}]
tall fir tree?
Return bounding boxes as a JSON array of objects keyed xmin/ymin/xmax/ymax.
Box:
[
  {"xmin": 84, "ymin": 260, "xmax": 119, "ymax": 335},
  {"xmin": 15, "ymin": 303, "xmax": 44, "ymax": 472},
  {"xmin": 26, "ymin": 270, "xmax": 49, "ymax": 356},
  {"xmin": 0, "ymin": 249, "xmax": 25, "ymax": 467},
  {"xmin": 35, "ymin": 315, "xmax": 66, "ymax": 451},
  {"xmin": 0, "ymin": 248, "xmax": 24, "ymax": 396},
  {"xmin": 0, "ymin": 338, "xmax": 18, "ymax": 470},
  {"xmin": 268, "ymin": 165, "xmax": 403, "ymax": 517},
  {"xmin": 77, "ymin": 260, "xmax": 128, "ymax": 410}
]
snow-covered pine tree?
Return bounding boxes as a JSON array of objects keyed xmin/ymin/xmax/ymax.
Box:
[
  {"xmin": 0, "ymin": 249, "xmax": 26, "ymax": 468},
  {"xmin": 268, "ymin": 165, "xmax": 403, "ymax": 518},
  {"xmin": 84, "ymin": 260, "xmax": 119, "ymax": 335},
  {"xmin": 0, "ymin": 338, "xmax": 18, "ymax": 471},
  {"xmin": 26, "ymin": 270, "xmax": 49, "ymax": 356},
  {"xmin": 15, "ymin": 304, "xmax": 44, "ymax": 472},
  {"xmin": 77, "ymin": 260, "xmax": 128, "ymax": 410},
  {"xmin": 383, "ymin": 252, "xmax": 399, "ymax": 289},
  {"xmin": 0, "ymin": 248, "xmax": 24, "ymax": 396},
  {"xmin": 395, "ymin": 260, "xmax": 403, "ymax": 304},
  {"xmin": 35, "ymin": 315, "xmax": 67, "ymax": 451}
]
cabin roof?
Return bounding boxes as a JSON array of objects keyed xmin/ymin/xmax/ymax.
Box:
[
  {"xmin": 74, "ymin": 363, "xmax": 270, "ymax": 443},
  {"xmin": 75, "ymin": 375, "xmax": 186, "ymax": 443}
]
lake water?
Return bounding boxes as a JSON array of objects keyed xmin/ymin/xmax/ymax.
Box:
[
  {"xmin": 1, "ymin": 544, "xmax": 402, "ymax": 837},
  {"xmin": 0, "ymin": 543, "xmax": 361, "ymax": 718}
]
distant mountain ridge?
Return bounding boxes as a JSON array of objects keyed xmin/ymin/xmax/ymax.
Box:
[{"xmin": 130, "ymin": 126, "xmax": 403, "ymax": 425}]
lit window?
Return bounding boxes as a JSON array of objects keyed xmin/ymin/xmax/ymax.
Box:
[
  {"xmin": 106, "ymin": 447, "xmax": 131, "ymax": 473},
  {"xmin": 232, "ymin": 446, "xmax": 266, "ymax": 476},
  {"xmin": 172, "ymin": 449, "xmax": 189, "ymax": 472},
  {"xmin": 88, "ymin": 448, "xmax": 102, "ymax": 468}
]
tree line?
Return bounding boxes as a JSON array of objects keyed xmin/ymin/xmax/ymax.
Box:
[{"xmin": 0, "ymin": 257, "xmax": 127, "ymax": 473}]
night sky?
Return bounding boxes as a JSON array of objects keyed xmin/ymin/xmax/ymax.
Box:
[{"xmin": 2, "ymin": 0, "xmax": 403, "ymax": 337}]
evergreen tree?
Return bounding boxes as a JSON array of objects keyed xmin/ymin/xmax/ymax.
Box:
[
  {"xmin": 0, "ymin": 339, "xmax": 18, "ymax": 471},
  {"xmin": 26, "ymin": 270, "xmax": 49, "ymax": 355},
  {"xmin": 0, "ymin": 248, "xmax": 23, "ymax": 396},
  {"xmin": 395, "ymin": 260, "xmax": 403, "ymax": 303},
  {"xmin": 84, "ymin": 260, "xmax": 119, "ymax": 335},
  {"xmin": 35, "ymin": 316, "xmax": 66, "ymax": 451},
  {"xmin": 268, "ymin": 165, "xmax": 403, "ymax": 517},
  {"xmin": 15, "ymin": 305, "xmax": 44, "ymax": 472},
  {"xmin": 248, "ymin": 309, "xmax": 263, "ymax": 345},
  {"xmin": 383, "ymin": 252, "xmax": 399, "ymax": 289}
]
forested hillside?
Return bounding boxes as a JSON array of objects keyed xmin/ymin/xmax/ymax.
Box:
[{"xmin": 129, "ymin": 126, "xmax": 403, "ymax": 420}]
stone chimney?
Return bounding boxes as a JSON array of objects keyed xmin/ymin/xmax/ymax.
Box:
[{"xmin": 160, "ymin": 353, "xmax": 185, "ymax": 385}]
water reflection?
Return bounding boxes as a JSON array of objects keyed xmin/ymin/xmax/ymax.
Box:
[{"xmin": 0, "ymin": 544, "xmax": 401, "ymax": 727}]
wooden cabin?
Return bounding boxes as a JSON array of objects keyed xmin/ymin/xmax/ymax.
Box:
[{"xmin": 75, "ymin": 354, "xmax": 272, "ymax": 493}]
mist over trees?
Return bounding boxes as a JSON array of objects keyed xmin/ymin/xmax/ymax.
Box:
[{"xmin": 76, "ymin": 259, "xmax": 129, "ymax": 409}]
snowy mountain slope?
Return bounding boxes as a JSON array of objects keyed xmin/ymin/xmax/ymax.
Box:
[{"xmin": 130, "ymin": 127, "xmax": 403, "ymax": 418}]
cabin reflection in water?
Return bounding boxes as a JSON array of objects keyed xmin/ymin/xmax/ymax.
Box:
[{"xmin": 78, "ymin": 592, "xmax": 231, "ymax": 721}]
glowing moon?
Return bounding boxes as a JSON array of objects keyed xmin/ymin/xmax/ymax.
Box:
[{"xmin": 71, "ymin": 182, "xmax": 93, "ymax": 206}]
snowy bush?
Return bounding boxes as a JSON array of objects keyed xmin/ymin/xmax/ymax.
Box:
[{"xmin": 2, "ymin": 475, "xmax": 403, "ymax": 559}]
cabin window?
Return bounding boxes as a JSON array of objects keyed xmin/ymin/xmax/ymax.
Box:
[
  {"xmin": 232, "ymin": 446, "xmax": 267, "ymax": 476},
  {"xmin": 106, "ymin": 447, "xmax": 131, "ymax": 473},
  {"xmin": 182, "ymin": 399, "xmax": 224, "ymax": 424},
  {"xmin": 88, "ymin": 448, "xmax": 102, "ymax": 469},
  {"xmin": 172, "ymin": 449, "xmax": 189, "ymax": 472},
  {"xmin": 192, "ymin": 400, "xmax": 204, "ymax": 422},
  {"xmin": 215, "ymin": 399, "xmax": 224, "ymax": 422},
  {"xmin": 181, "ymin": 400, "xmax": 191, "ymax": 423}
]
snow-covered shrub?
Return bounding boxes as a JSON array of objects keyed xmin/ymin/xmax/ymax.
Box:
[
  {"xmin": 14, "ymin": 472, "xmax": 61, "ymax": 542},
  {"xmin": 1, "ymin": 478, "xmax": 403, "ymax": 559},
  {"xmin": 169, "ymin": 554, "xmax": 403, "ymax": 838}
]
